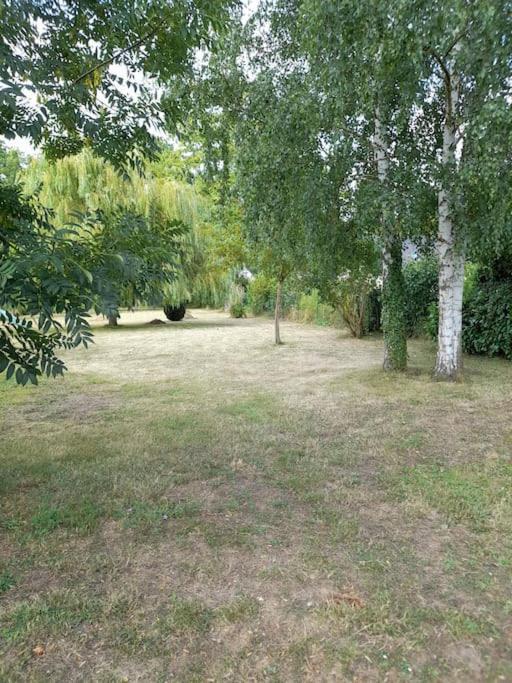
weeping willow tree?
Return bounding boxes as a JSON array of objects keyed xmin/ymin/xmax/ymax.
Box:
[{"xmin": 23, "ymin": 150, "xmax": 232, "ymax": 319}]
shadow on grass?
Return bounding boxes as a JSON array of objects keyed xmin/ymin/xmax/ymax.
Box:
[{"xmin": 92, "ymin": 318, "xmax": 260, "ymax": 333}]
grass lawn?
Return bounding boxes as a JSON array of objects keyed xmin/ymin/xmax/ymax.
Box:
[{"xmin": 1, "ymin": 309, "xmax": 511, "ymax": 681}]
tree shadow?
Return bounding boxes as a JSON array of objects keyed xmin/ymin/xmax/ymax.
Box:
[{"xmin": 92, "ymin": 317, "xmax": 261, "ymax": 333}]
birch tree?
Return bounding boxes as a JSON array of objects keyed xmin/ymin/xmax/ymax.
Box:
[
  {"xmin": 411, "ymin": 1, "xmax": 512, "ymax": 379},
  {"xmin": 296, "ymin": 0, "xmax": 511, "ymax": 378}
]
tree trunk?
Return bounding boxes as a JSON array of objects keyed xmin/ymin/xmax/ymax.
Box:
[
  {"xmin": 374, "ymin": 111, "xmax": 407, "ymax": 371},
  {"xmin": 107, "ymin": 313, "xmax": 118, "ymax": 327},
  {"xmin": 434, "ymin": 57, "xmax": 464, "ymax": 380},
  {"xmin": 274, "ymin": 280, "xmax": 282, "ymax": 345},
  {"xmin": 382, "ymin": 234, "xmax": 407, "ymax": 370}
]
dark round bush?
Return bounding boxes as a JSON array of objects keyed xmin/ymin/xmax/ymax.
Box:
[{"xmin": 163, "ymin": 303, "xmax": 186, "ymax": 321}]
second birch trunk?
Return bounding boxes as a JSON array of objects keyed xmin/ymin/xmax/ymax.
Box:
[{"xmin": 374, "ymin": 111, "xmax": 407, "ymax": 371}]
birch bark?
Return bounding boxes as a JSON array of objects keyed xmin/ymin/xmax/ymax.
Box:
[{"xmin": 434, "ymin": 55, "xmax": 465, "ymax": 380}]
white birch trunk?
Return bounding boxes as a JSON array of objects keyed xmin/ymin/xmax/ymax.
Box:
[{"xmin": 434, "ymin": 59, "xmax": 465, "ymax": 380}]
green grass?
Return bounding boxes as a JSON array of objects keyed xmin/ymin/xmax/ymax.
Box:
[
  {"xmin": 1, "ymin": 591, "xmax": 103, "ymax": 643},
  {"xmin": 391, "ymin": 461, "xmax": 512, "ymax": 530},
  {"xmin": 1, "ymin": 312, "xmax": 512, "ymax": 681}
]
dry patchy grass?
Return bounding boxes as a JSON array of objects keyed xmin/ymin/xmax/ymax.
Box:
[{"xmin": 1, "ymin": 309, "xmax": 511, "ymax": 681}]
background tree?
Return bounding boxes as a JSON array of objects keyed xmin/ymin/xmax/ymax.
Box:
[
  {"xmin": 0, "ymin": 143, "xmax": 24, "ymax": 184},
  {"xmin": 270, "ymin": 0, "xmax": 422, "ymax": 370},
  {"xmin": 24, "ymin": 149, "xmax": 199, "ymax": 324},
  {"xmin": 235, "ymin": 70, "xmax": 318, "ymax": 344}
]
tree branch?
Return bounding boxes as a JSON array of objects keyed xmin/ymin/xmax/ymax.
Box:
[
  {"xmin": 424, "ymin": 46, "xmax": 454, "ymax": 121},
  {"xmin": 424, "ymin": 47, "xmax": 451, "ymax": 87},
  {"xmin": 443, "ymin": 25, "xmax": 469, "ymax": 59},
  {"xmin": 73, "ymin": 24, "xmax": 162, "ymax": 85}
]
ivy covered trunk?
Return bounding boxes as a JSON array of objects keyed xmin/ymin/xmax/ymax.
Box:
[
  {"xmin": 382, "ymin": 235, "xmax": 407, "ymax": 370},
  {"xmin": 274, "ymin": 280, "xmax": 282, "ymax": 345},
  {"xmin": 434, "ymin": 55, "xmax": 464, "ymax": 381},
  {"xmin": 374, "ymin": 111, "xmax": 407, "ymax": 371}
]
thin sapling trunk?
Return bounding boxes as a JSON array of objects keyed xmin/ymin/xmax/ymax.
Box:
[{"xmin": 274, "ymin": 280, "xmax": 283, "ymax": 345}]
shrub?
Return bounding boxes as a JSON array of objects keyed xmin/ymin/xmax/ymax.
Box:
[
  {"xmin": 247, "ymin": 272, "xmax": 276, "ymax": 315},
  {"xmin": 291, "ymin": 289, "xmax": 338, "ymax": 327},
  {"xmin": 403, "ymin": 257, "xmax": 438, "ymax": 337},
  {"xmin": 334, "ymin": 270, "xmax": 380, "ymax": 338},
  {"xmin": 247, "ymin": 273, "xmax": 296, "ymax": 316},
  {"xmin": 366, "ymin": 287, "xmax": 382, "ymax": 332},
  {"xmin": 163, "ymin": 303, "xmax": 186, "ymax": 321},
  {"xmin": 425, "ymin": 302, "xmax": 439, "ymax": 340},
  {"xmin": 228, "ymin": 280, "xmax": 248, "ymax": 319},
  {"xmin": 298, "ymin": 290, "xmax": 321, "ymax": 323},
  {"xmin": 463, "ymin": 280, "xmax": 512, "ymax": 359},
  {"xmin": 229, "ymin": 301, "xmax": 247, "ymax": 319}
]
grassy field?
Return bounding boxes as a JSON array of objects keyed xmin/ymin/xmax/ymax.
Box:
[{"xmin": 1, "ymin": 309, "xmax": 511, "ymax": 681}]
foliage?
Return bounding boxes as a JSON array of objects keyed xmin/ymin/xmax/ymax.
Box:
[
  {"xmin": 381, "ymin": 241, "xmax": 407, "ymax": 370},
  {"xmin": 292, "ymin": 290, "xmax": 337, "ymax": 328},
  {"xmin": 462, "ymin": 280, "xmax": 512, "ymax": 361},
  {"xmin": 227, "ymin": 279, "xmax": 247, "ymax": 319},
  {"xmin": 1, "ymin": 1, "xmax": 237, "ymax": 164},
  {"xmin": 333, "ymin": 270, "xmax": 380, "ymax": 339},
  {"xmin": 247, "ymin": 273, "xmax": 277, "ymax": 316},
  {"xmin": 0, "ymin": 162, "xmax": 187, "ymax": 380},
  {"xmin": 0, "ymin": 144, "xmax": 24, "ymax": 184},
  {"xmin": 0, "ymin": 0, "xmax": 238, "ymax": 384},
  {"xmin": 426, "ymin": 262, "xmax": 512, "ymax": 361},
  {"xmin": 229, "ymin": 301, "xmax": 247, "ymax": 319},
  {"xmin": 247, "ymin": 273, "xmax": 296, "ymax": 317},
  {"xmin": 90, "ymin": 209, "xmax": 185, "ymax": 319},
  {"xmin": 0, "ymin": 183, "xmax": 95, "ymax": 384},
  {"xmin": 403, "ymin": 257, "xmax": 439, "ymax": 337},
  {"xmin": 149, "ymin": 146, "xmax": 247, "ymax": 309},
  {"xmin": 24, "ymin": 150, "xmax": 195, "ymax": 315},
  {"xmin": 366, "ymin": 289, "xmax": 382, "ymax": 334},
  {"xmin": 163, "ymin": 304, "xmax": 186, "ymax": 322},
  {"xmin": 235, "ymin": 70, "xmax": 314, "ymax": 295}
]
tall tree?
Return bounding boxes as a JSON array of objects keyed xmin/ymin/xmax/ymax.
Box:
[
  {"xmin": 408, "ymin": 1, "xmax": 512, "ymax": 379},
  {"xmin": 277, "ymin": 0, "xmax": 512, "ymax": 378},
  {"xmin": 1, "ymin": 1, "xmax": 238, "ymax": 162}
]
